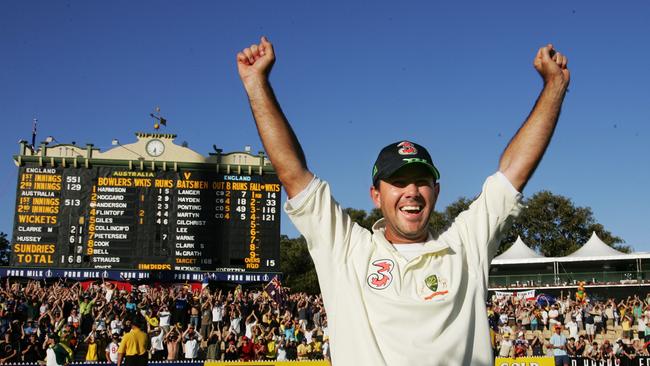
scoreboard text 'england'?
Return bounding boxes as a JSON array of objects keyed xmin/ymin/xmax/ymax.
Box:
[{"xmin": 11, "ymin": 133, "xmax": 281, "ymax": 272}]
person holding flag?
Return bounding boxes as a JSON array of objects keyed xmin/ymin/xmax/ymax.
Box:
[{"xmin": 264, "ymin": 276, "xmax": 284, "ymax": 305}]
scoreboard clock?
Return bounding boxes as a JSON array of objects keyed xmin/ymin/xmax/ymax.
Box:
[
  {"xmin": 145, "ymin": 139, "xmax": 165, "ymax": 157},
  {"xmin": 11, "ymin": 158, "xmax": 281, "ymax": 272}
]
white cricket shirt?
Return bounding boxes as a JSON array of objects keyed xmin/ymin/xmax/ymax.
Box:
[{"xmin": 285, "ymin": 172, "xmax": 522, "ymax": 366}]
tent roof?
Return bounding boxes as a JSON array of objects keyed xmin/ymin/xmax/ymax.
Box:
[
  {"xmin": 493, "ymin": 236, "xmax": 544, "ymax": 261},
  {"xmin": 566, "ymin": 231, "xmax": 626, "ymax": 257},
  {"xmin": 491, "ymin": 232, "xmax": 650, "ymax": 266}
]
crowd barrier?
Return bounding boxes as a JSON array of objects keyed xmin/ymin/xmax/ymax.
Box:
[
  {"xmin": 497, "ymin": 356, "xmax": 650, "ymax": 366},
  {"xmin": 10, "ymin": 358, "xmax": 650, "ymax": 366},
  {"xmin": 206, "ymin": 362, "xmax": 329, "ymax": 366},
  {"xmin": 495, "ymin": 357, "xmax": 554, "ymax": 366},
  {"xmin": 0, "ymin": 361, "xmax": 330, "ymax": 366},
  {"xmin": 0, "ymin": 362, "xmax": 329, "ymax": 366}
]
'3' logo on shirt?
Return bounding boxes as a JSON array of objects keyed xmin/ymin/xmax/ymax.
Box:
[{"xmin": 367, "ymin": 259, "xmax": 395, "ymax": 290}]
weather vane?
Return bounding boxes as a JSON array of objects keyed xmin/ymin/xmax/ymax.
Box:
[
  {"xmin": 149, "ymin": 106, "xmax": 167, "ymax": 130},
  {"xmin": 31, "ymin": 117, "xmax": 38, "ymax": 149}
]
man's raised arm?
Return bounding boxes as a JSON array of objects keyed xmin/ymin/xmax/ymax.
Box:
[
  {"xmin": 499, "ymin": 44, "xmax": 570, "ymax": 192},
  {"xmin": 237, "ymin": 37, "xmax": 313, "ymax": 198}
]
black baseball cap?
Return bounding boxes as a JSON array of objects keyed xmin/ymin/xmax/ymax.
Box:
[{"xmin": 372, "ymin": 141, "xmax": 440, "ymax": 185}]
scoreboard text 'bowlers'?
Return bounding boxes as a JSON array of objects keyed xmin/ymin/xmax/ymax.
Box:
[{"xmin": 11, "ymin": 134, "xmax": 281, "ymax": 272}]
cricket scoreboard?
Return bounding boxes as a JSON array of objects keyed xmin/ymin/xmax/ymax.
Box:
[{"xmin": 10, "ymin": 133, "xmax": 281, "ymax": 273}]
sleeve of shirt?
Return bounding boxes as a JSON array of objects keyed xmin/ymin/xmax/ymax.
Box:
[
  {"xmin": 117, "ymin": 335, "xmax": 127, "ymax": 354},
  {"xmin": 284, "ymin": 177, "xmax": 369, "ymax": 265},
  {"xmin": 438, "ymin": 172, "xmax": 523, "ymax": 275}
]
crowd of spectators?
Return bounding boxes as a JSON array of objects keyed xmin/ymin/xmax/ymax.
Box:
[
  {"xmin": 490, "ymin": 292, "xmax": 650, "ymax": 363},
  {"xmin": 0, "ymin": 279, "xmax": 330, "ymax": 364},
  {"xmin": 4, "ymin": 277, "xmax": 650, "ymax": 365}
]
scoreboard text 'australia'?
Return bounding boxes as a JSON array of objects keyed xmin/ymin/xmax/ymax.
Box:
[{"xmin": 11, "ymin": 133, "xmax": 281, "ymax": 272}]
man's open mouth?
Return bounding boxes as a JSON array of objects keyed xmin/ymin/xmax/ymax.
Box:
[{"xmin": 400, "ymin": 205, "xmax": 422, "ymax": 214}]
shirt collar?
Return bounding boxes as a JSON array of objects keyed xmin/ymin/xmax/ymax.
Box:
[{"xmin": 371, "ymin": 218, "xmax": 450, "ymax": 254}]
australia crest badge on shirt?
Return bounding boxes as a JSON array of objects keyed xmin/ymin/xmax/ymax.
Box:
[{"xmin": 421, "ymin": 273, "xmax": 450, "ymax": 301}]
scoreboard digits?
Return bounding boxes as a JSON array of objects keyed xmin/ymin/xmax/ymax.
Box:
[{"xmin": 11, "ymin": 164, "xmax": 281, "ymax": 271}]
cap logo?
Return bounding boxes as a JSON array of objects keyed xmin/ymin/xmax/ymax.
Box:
[
  {"xmin": 402, "ymin": 157, "xmax": 429, "ymax": 165},
  {"xmin": 397, "ymin": 141, "xmax": 417, "ymax": 155}
]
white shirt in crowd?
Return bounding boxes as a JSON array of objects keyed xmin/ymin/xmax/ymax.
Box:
[
  {"xmin": 548, "ymin": 308, "xmax": 559, "ymax": 325},
  {"xmin": 184, "ymin": 338, "xmax": 199, "ymax": 359},
  {"xmin": 106, "ymin": 341, "xmax": 119, "ymax": 363},
  {"xmin": 67, "ymin": 314, "xmax": 80, "ymax": 326},
  {"xmin": 212, "ymin": 304, "xmax": 224, "ymax": 323},
  {"xmin": 230, "ymin": 316, "xmax": 242, "ymax": 335},
  {"xmin": 498, "ymin": 339, "xmax": 513, "ymax": 357},
  {"xmin": 150, "ymin": 331, "xmax": 165, "ymax": 352},
  {"xmin": 304, "ymin": 329, "xmax": 314, "ymax": 344},
  {"xmin": 245, "ymin": 320, "xmax": 257, "ymax": 339},
  {"xmin": 567, "ymin": 320, "xmax": 578, "ymax": 339},
  {"xmin": 110, "ymin": 319, "xmax": 122, "ymax": 334},
  {"xmin": 158, "ymin": 311, "xmax": 170, "ymax": 327},
  {"xmin": 105, "ymin": 288, "xmax": 114, "ymax": 302},
  {"xmin": 574, "ymin": 309, "xmax": 583, "ymax": 324},
  {"xmin": 277, "ymin": 344, "xmax": 287, "ymax": 361},
  {"xmin": 45, "ymin": 347, "xmax": 60, "ymax": 366}
]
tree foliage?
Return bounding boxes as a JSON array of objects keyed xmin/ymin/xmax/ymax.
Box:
[
  {"xmin": 343, "ymin": 208, "xmax": 383, "ymax": 231},
  {"xmin": 0, "ymin": 232, "xmax": 9, "ymax": 266},
  {"xmin": 498, "ymin": 191, "xmax": 627, "ymax": 256},
  {"xmin": 279, "ymin": 235, "xmax": 320, "ymax": 294},
  {"xmin": 278, "ymin": 191, "xmax": 626, "ymax": 293},
  {"xmin": 429, "ymin": 197, "xmax": 473, "ymax": 237}
]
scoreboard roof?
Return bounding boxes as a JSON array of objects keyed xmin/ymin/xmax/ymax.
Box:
[{"xmin": 15, "ymin": 132, "xmax": 275, "ymax": 174}]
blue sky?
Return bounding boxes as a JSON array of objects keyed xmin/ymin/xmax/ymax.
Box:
[{"xmin": 1, "ymin": 1, "xmax": 649, "ymax": 251}]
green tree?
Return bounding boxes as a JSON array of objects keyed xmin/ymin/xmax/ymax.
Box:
[
  {"xmin": 279, "ymin": 235, "xmax": 320, "ymax": 294},
  {"xmin": 429, "ymin": 197, "xmax": 473, "ymax": 237},
  {"xmin": 344, "ymin": 207, "xmax": 383, "ymax": 231},
  {"xmin": 0, "ymin": 232, "xmax": 9, "ymax": 266},
  {"xmin": 498, "ymin": 191, "xmax": 627, "ymax": 256}
]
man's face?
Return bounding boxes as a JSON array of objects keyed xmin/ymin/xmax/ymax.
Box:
[{"xmin": 370, "ymin": 164, "xmax": 439, "ymax": 243}]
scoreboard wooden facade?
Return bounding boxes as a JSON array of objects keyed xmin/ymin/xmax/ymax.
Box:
[{"xmin": 11, "ymin": 133, "xmax": 281, "ymax": 274}]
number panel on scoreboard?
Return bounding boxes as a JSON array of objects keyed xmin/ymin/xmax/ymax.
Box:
[{"xmin": 11, "ymin": 164, "xmax": 281, "ymax": 272}]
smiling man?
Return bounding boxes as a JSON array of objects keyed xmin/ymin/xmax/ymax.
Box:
[
  {"xmin": 237, "ymin": 37, "xmax": 569, "ymax": 366},
  {"xmin": 370, "ymin": 141, "xmax": 441, "ymax": 244}
]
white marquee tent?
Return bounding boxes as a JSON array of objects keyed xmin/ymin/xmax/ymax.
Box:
[{"xmin": 492, "ymin": 232, "xmax": 650, "ymax": 266}]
